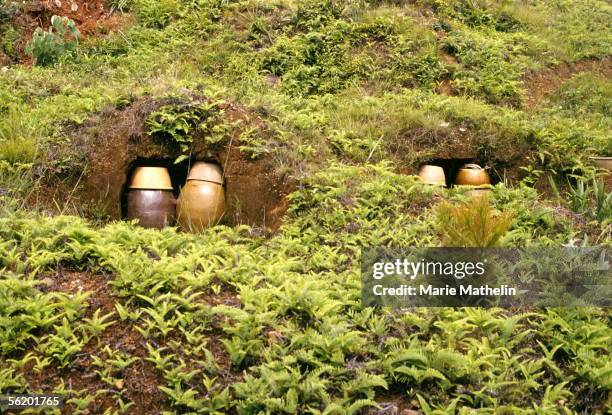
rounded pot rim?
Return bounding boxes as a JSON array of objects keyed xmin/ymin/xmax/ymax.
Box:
[
  {"xmin": 186, "ymin": 178, "xmax": 224, "ymax": 185},
  {"xmin": 128, "ymin": 186, "xmax": 174, "ymax": 190}
]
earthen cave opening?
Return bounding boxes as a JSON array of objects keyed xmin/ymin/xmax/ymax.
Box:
[{"xmin": 422, "ymin": 158, "xmax": 501, "ymax": 187}]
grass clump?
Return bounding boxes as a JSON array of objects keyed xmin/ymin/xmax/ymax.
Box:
[
  {"xmin": 133, "ymin": 0, "xmax": 181, "ymax": 28},
  {"xmin": 0, "ymin": 137, "xmax": 37, "ymax": 164},
  {"xmin": 260, "ymin": 21, "xmax": 376, "ymax": 97},
  {"xmin": 0, "ymin": 0, "xmax": 19, "ymax": 22},
  {"xmin": 550, "ymin": 177, "xmax": 612, "ymax": 224},
  {"xmin": 549, "ymin": 72, "xmax": 611, "ymax": 118},
  {"xmin": 0, "ymin": 23, "xmax": 20, "ymax": 60},
  {"xmin": 436, "ymin": 195, "xmax": 514, "ymax": 247}
]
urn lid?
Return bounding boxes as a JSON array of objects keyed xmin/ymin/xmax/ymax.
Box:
[
  {"xmin": 187, "ymin": 162, "xmax": 224, "ymax": 184},
  {"xmin": 460, "ymin": 163, "xmax": 485, "ymax": 170},
  {"xmin": 129, "ymin": 167, "xmax": 173, "ymax": 190}
]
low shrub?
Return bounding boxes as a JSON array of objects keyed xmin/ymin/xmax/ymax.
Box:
[
  {"xmin": 290, "ymin": 0, "xmax": 344, "ymax": 32},
  {"xmin": 0, "ymin": 24, "xmax": 20, "ymax": 59},
  {"xmin": 442, "ymin": 30, "xmax": 523, "ymax": 105},
  {"xmin": 261, "ymin": 21, "xmax": 383, "ymax": 96},
  {"xmin": 550, "ymin": 72, "xmax": 611, "ymax": 117},
  {"xmin": 25, "ymin": 15, "xmax": 80, "ymax": 66},
  {"xmin": 146, "ymin": 100, "xmax": 231, "ymax": 162},
  {"xmin": 0, "ymin": 0, "xmax": 19, "ymax": 23}
]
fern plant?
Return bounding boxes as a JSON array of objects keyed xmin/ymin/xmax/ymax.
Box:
[{"xmin": 146, "ymin": 101, "xmax": 230, "ymax": 163}]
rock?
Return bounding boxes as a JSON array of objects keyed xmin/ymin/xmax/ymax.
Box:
[
  {"xmin": 0, "ymin": 50, "xmax": 10, "ymax": 67},
  {"xmin": 267, "ymin": 330, "xmax": 283, "ymax": 341},
  {"xmin": 40, "ymin": 277, "xmax": 55, "ymax": 287},
  {"xmin": 265, "ymin": 74, "xmax": 281, "ymax": 86}
]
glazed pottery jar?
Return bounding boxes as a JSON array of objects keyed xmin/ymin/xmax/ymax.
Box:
[
  {"xmin": 126, "ymin": 167, "xmax": 176, "ymax": 229},
  {"xmin": 465, "ymin": 185, "xmax": 492, "ymax": 199},
  {"xmin": 418, "ymin": 165, "xmax": 446, "ymax": 186},
  {"xmin": 589, "ymin": 156, "xmax": 612, "ymax": 171},
  {"xmin": 177, "ymin": 162, "xmax": 225, "ymax": 232},
  {"xmin": 455, "ymin": 163, "xmax": 490, "ymax": 186}
]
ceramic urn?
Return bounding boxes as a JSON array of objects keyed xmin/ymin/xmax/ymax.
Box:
[
  {"xmin": 455, "ymin": 163, "xmax": 491, "ymax": 186},
  {"xmin": 126, "ymin": 167, "xmax": 176, "ymax": 229},
  {"xmin": 177, "ymin": 162, "xmax": 225, "ymax": 232},
  {"xmin": 418, "ymin": 165, "xmax": 446, "ymax": 186}
]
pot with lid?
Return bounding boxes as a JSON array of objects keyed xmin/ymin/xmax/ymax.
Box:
[
  {"xmin": 455, "ymin": 163, "xmax": 491, "ymax": 186},
  {"xmin": 462, "ymin": 184, "xmax": 493, "ymax": 199},
  {"xmin": 589, "ymin": 156, "xmax": 612, "ymax": 172},
  {"xmin": 177, "ymin": 162, "xmax": 226, "ymax": 232},
  {"xmin": 418, "ymin": 165, "xmax": 446, "ymax": 186},
  {"xmin": 126, "ymin": 167, "xmax": 176, "ymax": 229}
]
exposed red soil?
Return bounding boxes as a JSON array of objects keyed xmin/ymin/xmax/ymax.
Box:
[
  {"xmin": 18, "ymin": 322, "xmax": 170, "ymax": 415},
  {"xmin": 41, "ymin": 92, "xmax": 293, "ymax": 232},
  {"xmin": 522, "ymin": 56, "xmax": 612, "ymax": 109},
  {"xmin": 6, "ymin": 0, "xmax": 132, "ymax": 64},
  {"xmin": 38, "ymin": 269, "xmax": 116, "ymax": 315},
  {"xmin": 12, "ymin": 268, "xmax": 248, "ymax": 414},
  {"xmin": 0, "ymin": 50, "xmax": 10, "ymax": 66},
  {"xmin": 11, "ymin": 269, "xmax": 171, "ymax": 414},
  {"xmin": 369, "ymin": 389, "xmax": 423, "ymax": 415},
  {"xmin": 433, "ymin": 55, "xmax": 612, "ymax": 110},
  {"xmin": 389, "ymin": 126, "xmax": 479, "ymax": 168},
  {"xmin": 201, "ymin": 288, "xmax": 242, "ymax": 308}
]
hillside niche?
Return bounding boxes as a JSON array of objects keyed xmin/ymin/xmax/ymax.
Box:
[
  {"xmin": 60, "ymin": 95, "xmax": 289, "ymax": 231},
  {"xmin": 418, "ymin": 158, "xmax": 501, "ymax": 187}
]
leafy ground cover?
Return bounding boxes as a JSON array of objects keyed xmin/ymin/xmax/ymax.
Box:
[{"xmin": 0, "ymin": 0, "xmax": 611, "ymax": 413}]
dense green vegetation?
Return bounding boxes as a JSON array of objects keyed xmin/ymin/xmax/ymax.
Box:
[{"xmin": 0, "ymin": 0, "xmax": 611, "ymax": 413}]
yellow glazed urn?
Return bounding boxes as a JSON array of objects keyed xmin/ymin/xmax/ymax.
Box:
[
  {"xmin": 177, "ymin": 162, "xmax": 225, "ymax": 232},
  {"xmin": 589, "ymin": 156, "xmax": 612, "ymax": 172},
  {"xmin": 418, "ymin": 165, "xmax": 446, "ymax": 186},
  {"xmin": 455, "ymin": 163, "xmax": 491, "ymax": 186}
]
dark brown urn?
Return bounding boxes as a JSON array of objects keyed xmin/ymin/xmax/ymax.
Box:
[{"xmin": 126, "ymin": 167, "xmax": 176, "ymax": 229}]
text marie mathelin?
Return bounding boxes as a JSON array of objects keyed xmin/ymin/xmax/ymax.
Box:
[{"xmin": 372, "ymin": 284, "xmax": 517, "ymax": 297}]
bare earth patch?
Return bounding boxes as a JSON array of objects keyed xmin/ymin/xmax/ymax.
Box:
[{"xmin": 522, "ymin": 56, "xmax": 612, "ymax": 109}]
